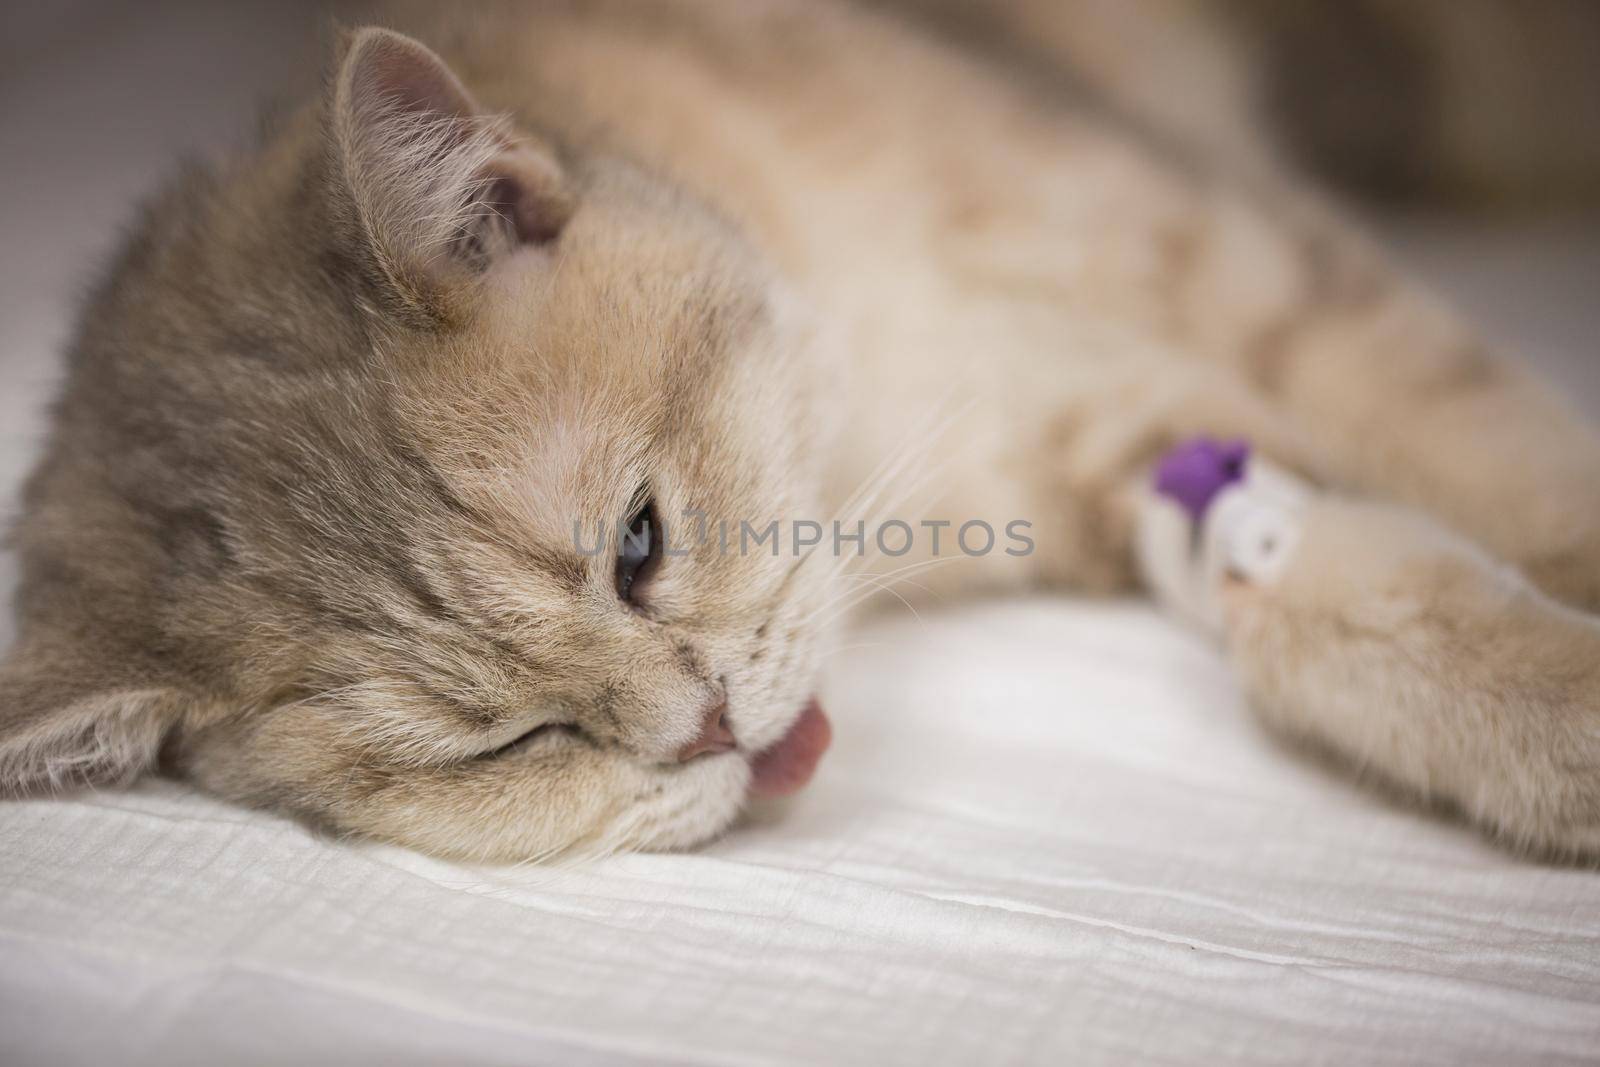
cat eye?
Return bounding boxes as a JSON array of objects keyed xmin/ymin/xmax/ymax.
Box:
[
  {"xmin": 615, "ymin": 498, "xmax": 662, "ymax": 605},
  {"xmin": 479, "ymin": 722, "xmax": 577, "ymax": 761}
]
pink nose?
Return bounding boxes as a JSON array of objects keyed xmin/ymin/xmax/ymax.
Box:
[{"xmin": 677, "ymin": 697, "xmax": 737, "ymax": 761}]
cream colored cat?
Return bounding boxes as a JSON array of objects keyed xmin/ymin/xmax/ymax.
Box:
[{"xmin": 3, "ymin": 1, "xmax": 1598, "ymax": 861}]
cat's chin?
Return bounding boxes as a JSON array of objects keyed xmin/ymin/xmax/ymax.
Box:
[{"xmin": 748, "ymin": 698, "xmax": 831, "ymax": 798}]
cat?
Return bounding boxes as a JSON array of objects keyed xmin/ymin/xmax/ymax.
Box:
[{"xmin": 2, "ymin": 0, "xmax": 1598, "ymax": 862}]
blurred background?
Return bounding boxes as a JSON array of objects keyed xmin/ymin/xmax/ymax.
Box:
[{"xmin": 2, "ymin": 0, "xmax": 1599, "ymax": 645}]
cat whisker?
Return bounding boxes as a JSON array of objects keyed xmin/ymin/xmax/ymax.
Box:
[
  {"xmin": 818, "ymin": 395, "xmax": 976, "ymax": 591},
  {"xmin": 839, "ymin": 571, "xmax": 927, "ymax": 624},
  {"xmin": 807, "ymin": 553, "xmax": 967, "ymax": 628},
  {"xmin": 834, "ymin": 401, "xmax": 963, "ymax": 531}
]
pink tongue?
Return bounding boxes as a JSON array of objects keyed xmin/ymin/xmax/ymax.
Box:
[{"xmin": 749, "ymin": 699, "xmax": 831, "ymax": 798}]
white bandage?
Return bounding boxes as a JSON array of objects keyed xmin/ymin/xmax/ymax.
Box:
[{"xmin": 1137, "ymin": 457, "xmax": 1310, "ymax": 636}]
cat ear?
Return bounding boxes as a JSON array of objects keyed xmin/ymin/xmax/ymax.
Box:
[
  {"xmin": 0, "ymin": 647, "xmax": 184, "ymax": 794},
  {"xmin": 331, "ymin": 27, "xmax": 572, "ymax": 314}
]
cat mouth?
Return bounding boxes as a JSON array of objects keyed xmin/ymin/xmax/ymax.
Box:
[{"xmin": 748, "ymin": 698, "xmax": 831, "ymax": 798}]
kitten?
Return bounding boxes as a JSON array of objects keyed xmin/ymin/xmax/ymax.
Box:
[{"xmin": 3, "ymin": 0, "xmax": 1598, "ymax": 861}]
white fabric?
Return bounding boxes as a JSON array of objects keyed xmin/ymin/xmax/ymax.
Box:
[
  {"xmin": 3, "ymin": 3, "xmax": 1600, "ymax": 1064},
  {"xmin": 5, "ymin": 604, "xmax": 1600, "ymax": 1065}
]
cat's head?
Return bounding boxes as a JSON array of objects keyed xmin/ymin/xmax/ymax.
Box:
[{"xmin": 0, "ymin": 29, "xmax": 833, "ymax": 860}]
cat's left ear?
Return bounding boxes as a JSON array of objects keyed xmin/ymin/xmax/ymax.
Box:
[{"xmin": 331, "ymin": 27, "xmax": 572, "ymax": 317}]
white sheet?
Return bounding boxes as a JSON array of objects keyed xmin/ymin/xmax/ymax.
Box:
[
  {"xmin": 4, "ymin": 603, "xmax": 1599, "ymax": 1065},
  {"xmin": 3, "ymin": 3, "xmax": 1599, "ymax": 1064}
]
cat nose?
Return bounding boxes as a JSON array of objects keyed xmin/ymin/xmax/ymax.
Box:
[{"xmin": 676, "ymin": 697, "xmax": 736, "ymax": 761}]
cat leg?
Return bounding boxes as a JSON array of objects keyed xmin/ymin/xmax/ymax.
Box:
[
  {"xmin": 1138, "ymin": 466, "xmax": 1600, "ymax": 858},
  {"xmin": 1131, "ymin": 193, "xmax": 1600, "ymax": 853},
  {"xmin": 969, "ymin": 319, "xmax": 1600, "ymax": 855}
]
